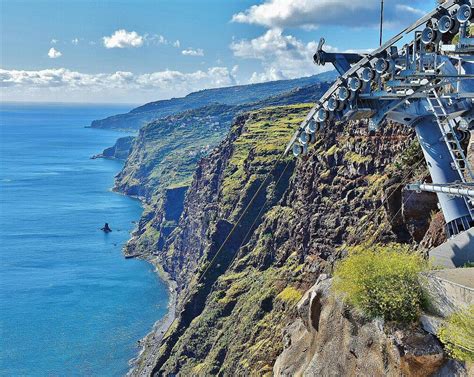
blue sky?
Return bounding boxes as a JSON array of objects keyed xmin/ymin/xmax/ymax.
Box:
[{"xmin": 1, "ymin": 0, "xmax": 432, "ymax": 104}]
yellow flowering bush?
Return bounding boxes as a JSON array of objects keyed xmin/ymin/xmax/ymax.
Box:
[
  {"xmin": 438, "ymin": 305, "xmax": 474, "ymax": 362},
  {"xmin": 333, "ymin": 244, "xmax": 427, "ymax": 322}
]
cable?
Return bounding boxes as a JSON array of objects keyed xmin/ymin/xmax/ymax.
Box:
[
  {"xmin": 195, "ymin": 150, "xmax": 288, "ymax": 286},
  {"xmin": 158, "ymin": 136, "xmax": 426, "ymax": 352},
  {"xmin": 160, "ymin": 146, "xmax": 291, "ymax": 340},
  {"xmin": 227, "ymin": 158, "xmax": 293, "ymax": 271}
]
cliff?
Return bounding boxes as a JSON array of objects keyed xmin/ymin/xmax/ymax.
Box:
[
  {"xmin": 92, "ymin": 136, "xmax": 135, "ymax": 160},
  {"xmin": 120, "ymin": 98, "xmax": 455, "ymax": 375},
  {"xmin": 115, "ymin": 82, "xmax": 331, "ymax": 270}
]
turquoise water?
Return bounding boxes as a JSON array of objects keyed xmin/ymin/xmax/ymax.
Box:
[{"xmin": 0, "ymin": 103, "xmax": 168, "ymax": 376}]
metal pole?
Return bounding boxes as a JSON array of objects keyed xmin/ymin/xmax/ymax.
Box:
[
  {"xmin": 379, "ymin": 0, "xmax": 384, "ymax": 46},
  {"xmin": 407, "ymin": 183, "xmax": 474, "ymax": 198}
]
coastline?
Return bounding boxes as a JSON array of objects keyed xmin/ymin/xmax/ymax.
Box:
[
  {"xmin": 127, "ymin": 255, "xmax": 177, "ymax": 376},
  {"xmin": 110, "ymin": 175, "xmax": 176, "ymax": 375},
  {"xmin": 96, "ymin": 141, "xmax": 176, "ymax": 375}
]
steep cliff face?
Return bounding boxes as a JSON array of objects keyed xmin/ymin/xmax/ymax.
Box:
[
  {"xmin": 138, "ymin": 103, "xmax": 443, "ymax": 375},
  {"xmin": 92, "ymin": 136, "xmax": 135, "ymax": 160},
  {"xmin": 117, "ymin": 84, "xmax": 331, "ymax": 266}
]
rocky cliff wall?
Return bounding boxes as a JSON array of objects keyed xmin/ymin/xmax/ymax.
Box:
[
  {"xmin": 135, "ymin": 104, "xmax": 446, "ymax": 375},
  {"xmin": 92, "ymin": 136, "xmax": 135, "ymax": 160}
]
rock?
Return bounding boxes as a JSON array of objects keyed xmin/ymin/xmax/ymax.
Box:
[
  {"xmin": 391, "ymin": 329, "xmax": 445, "ymax": 377},
  {"xmin": 402, "ymin": 190, "xmax": 439, "ymax": 242},
  {"xmin": 420, "ymin": 211, "xmax": 447, "ymax": 253},
  {"xmin": 273, "ymin": 319, "xmax": 312, "ymax": 377},
  {"xmin": 274, "ymin": 278, "xmax": 468, "ymax": 377},
  {"xmin": 419, "ymin": 314, "xmax": 443, "ymax": 335},
  {"xmin": 101, "ymin": 223, "xmax": 112, "ymax": 232}
]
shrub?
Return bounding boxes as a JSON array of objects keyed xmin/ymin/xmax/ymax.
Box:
[
  {"xmin": 276, "ymin": 286, "xmax": 303, "ymax": 305},
  {"xmin": 438, "ymin": 305, "xmax": 474, "ymax": 362},
  {"xmin": 333, "ymin": 244, "xmax": 427, "ymax": 322}
]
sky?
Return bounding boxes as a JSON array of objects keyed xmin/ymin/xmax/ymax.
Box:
[{"xmin": 1, "ymin": 0, "xmax": 433, "ymax": 104}]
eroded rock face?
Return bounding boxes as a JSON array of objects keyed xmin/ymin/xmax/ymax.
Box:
[
  {"xmin": 274, "ymin": 277, "xmax": 468, "ymax": 377},
  {"xmin": 402, "ymin": 190, "xmax": 439, "ymax": 243},
  {"xmin": 420, "ymin": 212, "xmax": 447, "ymax": 253},
  {"xmin": 134, "ymin": 108, "xmax": 448, "ymax": 375}
]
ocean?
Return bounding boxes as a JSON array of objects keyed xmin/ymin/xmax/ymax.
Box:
[{"xmin": 0, "ymin": 103, "xmax": 168, "ymax": 376}]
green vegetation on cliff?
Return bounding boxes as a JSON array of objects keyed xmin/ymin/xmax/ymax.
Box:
[
  {"xmin": 116, "ymin": 104, "xmax": 233, "ymax": 199},
  {"xmin": 333, "ymin": 244, "xmax": 427, "ymax": 322},
  {"xmin": 438, "ymin": 305, "xmax": 474, "ymax": 362},
  {"xmin": 121, "ymin": 88, "xmax": 440, "ymax": 375},
  {"xmin": 150, "ymin": 105, "xmax": 310, "ymax": 375},
  {"xmin": 145, "ymin": 105, "xmax": 431, "ymax": 375},
  {"xmin": 220, "ymin": 104, "xmax": 311, "ymax": 218}
]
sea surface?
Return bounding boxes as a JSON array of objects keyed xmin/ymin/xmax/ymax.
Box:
[{"xmin": 0, "ymin": 103, "xmax": 168, "ymax": 376}]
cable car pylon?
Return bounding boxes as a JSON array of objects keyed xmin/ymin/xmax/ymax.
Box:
[{"xmin": 287, "ymin": 0, "xmax": 474, "ymax": 266}]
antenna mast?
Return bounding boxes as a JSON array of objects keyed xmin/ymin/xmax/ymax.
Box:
[{"xmin": 379, "ymin": 0, "xmax": 384, "ymax": 46}]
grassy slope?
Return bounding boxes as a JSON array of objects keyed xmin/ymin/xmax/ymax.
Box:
[
  {"xmin": 116, "ymin": 83, "xmax": 330, "ymax": 199},
  {"xmin": 115, "ymin": 104, "xmax": 234, "ymax": 198},
  {"xmin": 114, "ymin": 83, "xmax": 330, "ymax": 259}
]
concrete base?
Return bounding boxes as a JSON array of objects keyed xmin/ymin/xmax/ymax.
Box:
[
  {"xmin": 422, "ymin": 268, "xmax": 474, "ymax": 318},
  {"xmin": 429, "ymin": 228, "xmax": 474, "ymax": 268}
]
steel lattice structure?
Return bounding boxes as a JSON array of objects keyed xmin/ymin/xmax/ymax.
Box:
[{"xmin": 287, "ymin": 0, "xmax": 474, "ymax": 239}]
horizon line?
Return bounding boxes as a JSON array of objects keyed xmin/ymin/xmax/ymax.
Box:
[{"xmin": 0, "ymin": 100, "xmax": 142, "ymax": 106}]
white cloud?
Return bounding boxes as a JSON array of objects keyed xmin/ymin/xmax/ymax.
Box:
[
  {"xmin": 0, "ymin": 67, "xmax": 237, "ymax": 102},
  {"xmin": 232, "ymin": 0, "xmax": 425, "ymax": 30},
  {"xmin": 249, "ymin": 68, "xmax": 285, "ymax": 84},
  {"xmin": 182, "ymin": 48, "xmax": 204, "ymax": 56},
  {"xmin": 395, "ymin": 4, "xmax": 425, "ymax": 17},
  {"xmin": 50, "ymin": 39, "xmax": 58, "ymax": 44},
  {"xmin": 103, "ymin": 29, "xmax": 144, "ymax": 49},
  {"xmin": 147, "ymin": 34, "xmax": 168, "ymax": 45},
  {"xmin": 48, "ymin": 48, "xmax": 62, "ymax": 59},
  {"xmin": 231, "ymin": 29, "xmax": 330, "ymax": 83},
  {"xmin": 157, "ymin": 35, "xmax": 167, "ymax": 44},
  {"xmin": 71, "ymin": 38, "xmax": 79, "ymax": 45},
  {"xmin": 173, "ymin": 40, "xmax": 181, "ymax": 48}
]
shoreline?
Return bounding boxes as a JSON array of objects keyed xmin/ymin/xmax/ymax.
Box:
[
  {"xmin": 116, "ymin": 189, "xmax": 176, "ymax": 375},
  {"xmin": 127, "ymin": 255, "xmax": 177, "ymax": 376}
]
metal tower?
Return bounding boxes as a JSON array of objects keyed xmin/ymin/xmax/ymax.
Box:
[{"xmin": 287, "ymin": 0, "xmax": 474, "ymax": 259}]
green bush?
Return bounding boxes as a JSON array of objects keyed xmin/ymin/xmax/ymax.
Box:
[
  {"xmin": 438, "ymin": 305, "xmax": 474, "ymax": 362},
  {"xmin": 333, "ymin": 244, "xmax": 427, "ymax": 322}
]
